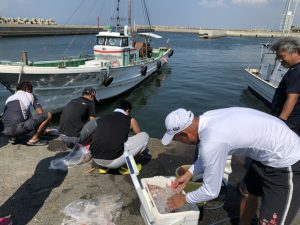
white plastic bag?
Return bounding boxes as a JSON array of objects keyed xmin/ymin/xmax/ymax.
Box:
[
  {"xmin": 61, "ymin": 194, "xmax": 123, "ymax": 225},
  {"xmin": 49, "ymin": 144, "xmax": 91, "ymax": 171}
]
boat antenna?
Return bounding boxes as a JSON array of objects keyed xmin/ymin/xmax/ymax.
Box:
[
  {"xmin": 128, "ymin": 0, "xmax": 132, "ymax": 29},
  {"xmin": 111, "ymin": 0, "xmax": 126, "ymax": 32}
]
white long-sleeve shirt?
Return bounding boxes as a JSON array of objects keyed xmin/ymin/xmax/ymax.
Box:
[{"xmin": 186, "ymin": 107, "xmax": 300, "ymax": 204}]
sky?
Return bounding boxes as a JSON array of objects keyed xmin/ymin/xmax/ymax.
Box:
[{"xmin": 1, "ymin": 0, "xmax": 300, "ymax": 30}]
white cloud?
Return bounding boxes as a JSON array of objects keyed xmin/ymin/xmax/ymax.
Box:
[
  {"xmin": 231, "ymin": 0, "xmax": 269, "ymax": 4},
  {"xmin": 198, "ymin": 0, "xmax": 225, "ymax": 7}
]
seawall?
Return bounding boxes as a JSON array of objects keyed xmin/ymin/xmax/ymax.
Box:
[
  {"xmin": 2, "ymin": 24, "xmax": 300, "ymax": 38},
  {"xmin": 0, "ymin": 24, "xmax": 101, "ymax": 37},
  {"xmin": 136, "ymin": 25, "xmax": 300, "ymax": 38}
]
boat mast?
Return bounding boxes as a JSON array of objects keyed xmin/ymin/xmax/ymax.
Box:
[
  {"xmin": 128, "ymin": 0, "xmax": 132, "ymax": 35},
  {"xmin": 280, "ymin": 0, "xmax": 299, "ymax": 36}
]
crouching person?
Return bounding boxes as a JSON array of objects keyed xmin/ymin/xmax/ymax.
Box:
[
  {"xmin": 90, "ymin": 99, "xmax": 149, "ymax": 174},
  {"xmin": 1, "ymin": 81, "xmax": 52, "ymax": 145},
  {"xmin": 59, "ymin": 87, "xmax": 98, "ymax": 149}
]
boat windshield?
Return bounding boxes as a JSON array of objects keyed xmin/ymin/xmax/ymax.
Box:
[{"xmin": 96, "ymin": 36, "xmax": 128, "ymax": 47}]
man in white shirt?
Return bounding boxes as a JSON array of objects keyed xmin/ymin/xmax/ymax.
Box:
[
  {"xmin": 161, "ymin": 107, "xmax": 300, "ymax": 225},
  {"xmin": 1, "ymin": 81, "xmax": 52, "ymax": 145}
]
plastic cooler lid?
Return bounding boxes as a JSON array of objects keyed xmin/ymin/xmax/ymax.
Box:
[{"xmin": 125, "ymin": 153, "xmax": 155, "ymax": 223}]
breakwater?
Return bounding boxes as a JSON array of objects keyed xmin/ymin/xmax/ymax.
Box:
[
  {"xmin": 1, "ymin": 24, "xmax": 300, "ymax": 38},
  {"xmin": 136, "ymin": 25, "xmax": 300, "ymax": 38},
  {"xmin": 0, "ymin": 24, "xmax": 101, "ymax": 37}
]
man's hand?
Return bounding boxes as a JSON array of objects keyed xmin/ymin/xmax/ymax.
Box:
[
  {"xmin": 167, "ymin": 193, "xmax": 186, "ymax": 211},
  {"xmin": 35, "ymin": 106, "xmax": 45, "ymax": 114},
  {"xmin": 171, "ymin": 170, "xmax": 193, "ymax": 193},
  {"xmin": 279, "ymin": 93, "xmax": 299, "ymax": 120}
]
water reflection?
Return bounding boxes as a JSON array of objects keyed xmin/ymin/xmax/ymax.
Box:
[
  {"xmin": 95, "ymin": 66, "xmax": 172, "ymax": 114},
  {"xmin": 239, "ymin": 88, "xmax": 269, "ymax": 113},
  {"xmin": 50, "ymin": 66, "xmax": 172, "ymax": 131}
]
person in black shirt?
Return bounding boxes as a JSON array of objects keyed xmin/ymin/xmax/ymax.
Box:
[
  {"xmin": 271, "ymin": 37, "xmax": 300, "ymax": 135},
  {"xmin": 238, "ymin": 37, "xmax": 300, "ymax": 225},
  {"xmin": 90, "ymin": 99, "xmax": 149, "ymax": 173},
  {"xmin": 59, "ymin": 87, "xmax": 98, "ymax": 148}
]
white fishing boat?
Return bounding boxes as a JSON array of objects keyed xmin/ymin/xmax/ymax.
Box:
[
  {"xmin": 0, "ymin": 0, "xmax": 173, "ymax": 113},
  {"xmin": 243, "ymin": 0, "xmax": 298, "ymax": 104}
]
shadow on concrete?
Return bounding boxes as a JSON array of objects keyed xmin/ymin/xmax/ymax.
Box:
[
  {"xmin": 0, "ymin": 153, "xmax": 68, "ymax": 225},
  {"xmin": 0, "ymin": 132, "xmax": 59, "ymax": 149},
  {"xmin": 0, "ymin": 134, "xmax": 8, "ymax": 148}
]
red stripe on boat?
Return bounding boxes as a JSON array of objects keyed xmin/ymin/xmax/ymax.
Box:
[{"xmin": 94, "ymin": 49, "xmax": 131, "ymax": 54}]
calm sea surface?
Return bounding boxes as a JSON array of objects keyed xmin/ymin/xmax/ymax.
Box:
[{"xmin": 0, "ymin": 33, "xmax": 272, "ymax": 138}]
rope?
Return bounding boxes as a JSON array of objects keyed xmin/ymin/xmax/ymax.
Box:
[
  {"xmin": 17, "ymin": 64, "xmax": 24, "ymax": 86},
  {"xmin": 141, "ymin": 0, "xmax": 152, "ymax": 31}
]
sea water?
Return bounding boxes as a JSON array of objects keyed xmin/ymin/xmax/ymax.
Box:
[{"xmin": 0, "ymin": 33, "xmax": 271, "ymax": 138}]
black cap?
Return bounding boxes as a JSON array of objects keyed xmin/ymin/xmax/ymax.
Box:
[{"xmin": 82, "ymin": 87, "xmax": 96, "ymax": 96}]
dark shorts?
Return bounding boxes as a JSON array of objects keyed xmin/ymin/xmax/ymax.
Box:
[
  {"xmin": 243, "ymin": 160, "xmax": 300, "ymax": 225},
  {"xmin": 2, "ymin": 113, "xmax": 48, "ymax": 137},
  {"xmin": 285, "ymin": 119, "xmax": 300, "ymax": 136}
]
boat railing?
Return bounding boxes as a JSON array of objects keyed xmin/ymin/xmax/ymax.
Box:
[{"xmin": 0, "ymin": 60, "xmax": 23, "ymax": 66}]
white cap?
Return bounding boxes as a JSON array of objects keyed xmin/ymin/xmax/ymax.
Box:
[{"xmin": 161, "ymin": 108, "xmax": 194, "ymax": 145}]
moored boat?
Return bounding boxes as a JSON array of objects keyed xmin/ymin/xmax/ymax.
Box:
[
  {"xmin": 0, "ymin": 0, "xmax": 173, "ymax": 113},
  {"xmin": 243, "ymin": 0, "xmax": 297, "ymax": 104}
]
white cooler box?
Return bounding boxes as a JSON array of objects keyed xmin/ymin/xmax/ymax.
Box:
[{"xmin": 125, "ymin": 154, "xmax": 200, "ymax": 225}]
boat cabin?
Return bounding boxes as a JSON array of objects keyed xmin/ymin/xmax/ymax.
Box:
[{"xmin": 93, "ymin": 27, "xmax": 139, "ymax": 67}]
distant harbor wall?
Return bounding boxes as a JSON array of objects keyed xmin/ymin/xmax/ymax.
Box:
[
  {"xmin": 2, "ymin": 24, "xmax": 300, "ymax": 38},
  {"xmin": 219, "ymin": 29, "xmax": 300, "ymax": 38},
  {"xmin": 136, "ymin": 25, "xmax": 300, "ymax": 38},
  {"xmin": 0, "ymin": 24, "xmax": 101, "ymax": 37},
  {"xmin": 141, "ymin": 25, "xmax": 199, "ymax": 33}
]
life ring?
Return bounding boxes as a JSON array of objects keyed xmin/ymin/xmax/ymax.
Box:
[
  {"xmin": 102, "ymin": 74, "xmax": 113, "ymax": 87},
  {"xmin": 157, "ymin": 60, "xmax": 161, "ymax": 69},
  {"xmin": 168, "ymin": 49, "xmax": 174, "ymax": 58},
  {"xmin": 140, "ymin": 65, "xmax": 147, "ymax": 76}
]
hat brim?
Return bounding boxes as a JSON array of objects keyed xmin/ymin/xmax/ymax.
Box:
[{"xmin": 161, "ymin": 133, "xmax": 174, "ymax": 145}]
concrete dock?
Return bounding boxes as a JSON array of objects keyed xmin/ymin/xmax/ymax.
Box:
[
  {"xmin": 1, "ymin": 135, "xmax": 300, "ymax": 225},
  {"xmin": 0, "ymin": 136, "xmax": 241, "ymax": 225}
]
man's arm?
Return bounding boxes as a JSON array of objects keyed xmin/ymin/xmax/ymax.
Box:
[
  {"xmin": 32, "ymin": 94, "xmax": 45, "ymax": 114},
  {"xmin": 186, "ymin": 142, "xmax": 229, "ymax": 204},
  {"xmin": 279, "ymin": 93, "xmax": 300, "ymax": 120},
  {"xmin": 130, "ymin": 118, "xmax": 141, "ymax": 134}
]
